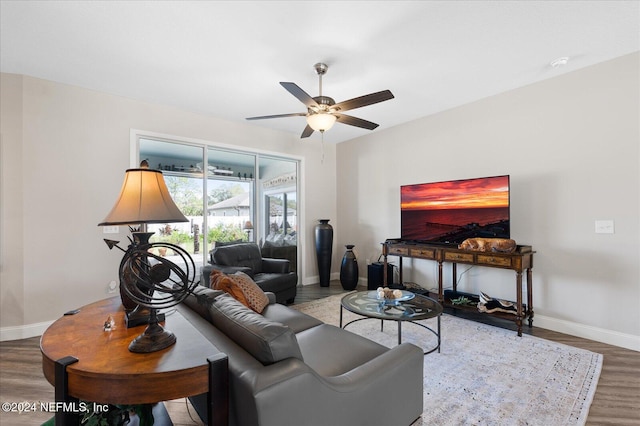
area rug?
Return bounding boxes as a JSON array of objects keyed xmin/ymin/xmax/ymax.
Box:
[{"xmin": 291, "ymin": 294, "xmax": 602, "ymax": 426}]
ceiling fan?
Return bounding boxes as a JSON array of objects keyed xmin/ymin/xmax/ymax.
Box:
[{"xmin": 246, "ymin": 63, "xmax": 394, "ymax": 138}]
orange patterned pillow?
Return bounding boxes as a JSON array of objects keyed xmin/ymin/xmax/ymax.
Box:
[
  {"xmin": 228, "ymin": 272, "xmax": 270, "ymax": 313},
  {"xmin": 210, "ymin": 269, "xmax": 249, "ymax": 308}
]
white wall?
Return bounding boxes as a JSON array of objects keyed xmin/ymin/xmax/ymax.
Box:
[
  {"xmin": 336, "ymin": 53, "xmax": 640, "ymax": 350},
  {"xmin": 0, "ymin": 73, "xmax": 337, "ymax": 338},
  {"xmin": 2, "ymin": 53, "xmax": 638, "ymax": 350},
  {"xmin": 0, "ymin": 74, "xmax": 25, "ymax": 331}
]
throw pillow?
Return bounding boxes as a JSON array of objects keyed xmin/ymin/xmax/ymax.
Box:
[
  {"xmin": 210, "ymin": 269, "xmax": 250, "ymax": 308},
  {"xmin": 229, "ymin": 271, "xmax": 270, "ymax": 314}
]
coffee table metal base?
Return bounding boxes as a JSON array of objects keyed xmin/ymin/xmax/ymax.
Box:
[{"xmin": 340, "ymin": 307, "xmax": 441, "ymax": 355}]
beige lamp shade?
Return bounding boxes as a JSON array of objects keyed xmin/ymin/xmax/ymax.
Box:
[
  {"xmin": 307, "ymin": 112, "xmax": 337, "ymax": 132},
  {"xmin": 99, "ymin": 168, "xmax": 188, "ymax": 226}
]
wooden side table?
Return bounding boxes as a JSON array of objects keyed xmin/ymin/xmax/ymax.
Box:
[{"xmin": 40, "ymin": 297, "xmax": 228, "ymax": 425}]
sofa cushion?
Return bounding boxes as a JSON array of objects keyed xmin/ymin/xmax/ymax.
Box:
[
  {"xmin": 295, "ymin": 324, "xmax": 389, "ymax": 377},
  {"xmin": 212, "ymin": 243, "xmax": 263, "ymax": 273},
  {"xmin": 261, "ymin": 303, "xmax": 323, "ymax": 333},
  {"xmin": 208, "ymin": 293, "xmax": 303, "ymax": 365}
]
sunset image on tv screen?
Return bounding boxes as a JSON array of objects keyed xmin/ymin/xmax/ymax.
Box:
[{"xmin": 401, "ymin": 175, "xmax": 510, "ymax": 243}]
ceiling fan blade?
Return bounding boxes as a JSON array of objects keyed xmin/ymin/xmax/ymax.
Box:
[
  {"xmin": 280, "ymin": 82, "xmax": 319, "ymax": 109},
  {"xmin": 332, "ymin": 90, "xmax": 394, "ymax": 112},
  {"xmin": 301, "ymin": 125, "xmax": 314, "ymax": 138},
  {"xmin": 334, "ymin": 114, "xmax": 379, "ymax": 130},
  {"xmin": 246, "ymin": 112, "xmax": 306, "ymax": 120}
]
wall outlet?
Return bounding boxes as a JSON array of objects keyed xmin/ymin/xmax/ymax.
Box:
[
  {"xmin": 594, "ymin": 220, "xmax": 614, "ymax": 234},
  {"xmin": 107, "ymin": 280, "xmax": 118, "ymax": 294},
  {"xmin": 103, "ymin": 226, "xmax": 120, "ymax": 234}
]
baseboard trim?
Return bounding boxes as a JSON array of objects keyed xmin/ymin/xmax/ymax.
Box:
[
  {"xmin": 1, "ymin": 320, "xmax": 53, "ymax": 342},
  {"xmin": 534, "ymin": 314, "xmax": 639, "ymax": 352},
  {"xmin": 301, "ymin": 272, "xmax": 342, "ymax": 286}
]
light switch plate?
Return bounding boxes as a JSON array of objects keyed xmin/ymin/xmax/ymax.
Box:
[{"xmin": 594, "ymin": 220, "xmax": 614, "ymax": 234}]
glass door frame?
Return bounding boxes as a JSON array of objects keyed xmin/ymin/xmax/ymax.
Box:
[{"xmin": 130, "ymin": 129, "xmax": 304, "ymax": 279}]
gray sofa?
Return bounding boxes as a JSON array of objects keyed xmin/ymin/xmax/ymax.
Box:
[
  {"xmin": 179, "ymin": 285, "xmax": 424, "ymax": 426},
  {"xmin": 201, "ymin": 243, "xmax": 298, "ymax": 304}
]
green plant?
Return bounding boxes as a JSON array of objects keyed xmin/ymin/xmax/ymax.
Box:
[
  {"xmin": 207, "ymin": 222, "xmax": 247, "ymax": 243},
  {"xmin": 450, "ymin": 296, "xmax": 474, "ymax": 306},
  {"xmin": 151, "ymin": 230, "xmax": 192, "ymax": 245},
  {"xmin": 167, "ymin": 230, "xmax": 192, "ymax": 245},
  {"xmin": 81, "ymin": 403, "xmax": 154, "ymax": 426}
]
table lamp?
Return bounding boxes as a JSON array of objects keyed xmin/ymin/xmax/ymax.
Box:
[
  {"xmin": 243, "ymin": 220, "xmax": 254, "ymax": 240},
  {"xmin": 99, "ymin": 162, "xmax": 196, "ymax": 353}
]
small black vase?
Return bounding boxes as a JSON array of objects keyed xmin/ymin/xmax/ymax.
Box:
[
  {"xmin": 315, "ymin": 220, "xmax": 333, "ymax": 287},
  {"xmin": 340, "ymin": 245, "xmax": 359, "ymax": 290}
]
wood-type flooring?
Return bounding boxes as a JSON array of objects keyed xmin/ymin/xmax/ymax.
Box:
[{"xmin": 1, "ymin": 282, "xmax": 638, "ymax": 425}]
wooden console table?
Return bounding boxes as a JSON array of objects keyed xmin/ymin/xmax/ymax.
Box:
[
  {"xmin": 40, "ymin": 297, "xmax": 228, "ymax": 425},
  {"xmin": 382, "ymin": 241, "xmax": 535, "ymax": 336}
]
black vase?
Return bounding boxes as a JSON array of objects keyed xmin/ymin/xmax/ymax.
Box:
[
  {"xmin": 315, "ymin": 219, "xmax": 333, "ymax": 287},
  {"xmin": 340, "ymin": 245, "xmax": 359, "ymax": 290}
]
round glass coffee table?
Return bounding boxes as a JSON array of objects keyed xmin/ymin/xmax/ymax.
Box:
[{"xmin": 340, "ymin": 290, "xmax": 443, "ymax": 354}]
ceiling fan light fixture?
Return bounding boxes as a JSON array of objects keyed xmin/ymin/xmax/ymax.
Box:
[
  {"xmin": 246, "ymin": 63, "xmax": 393, "ymax": 138},
  {"xmin": 307, "ymin": 113, "xmax": 337, "ymax": 132}
]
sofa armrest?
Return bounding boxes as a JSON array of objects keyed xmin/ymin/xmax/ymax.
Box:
[
  {"xmin": 262, "ymin": 258, "xmax": 291, "ymax": 274},
  {"xmin": 211, "ymin": 264, "xmax": 254, "ymax": 277},
  {"xmin": 253, "ymin": 342, "xmax": 422, "ymax": 393},
  {"xmin": 242, "ymin": 343, "xmax": 424, "ymax": 426},
  {"xmin": 264, "ymin": 292, "xmax": 277, "ymax": 305},
  {"xmin": 324, "ymin": 343, "xmax": 423, "ymax": 390}
]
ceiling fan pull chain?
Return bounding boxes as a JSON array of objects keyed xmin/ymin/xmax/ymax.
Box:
[{"xmin": 321, "ymin": 131, "xmax": 325, "ymax": 163}]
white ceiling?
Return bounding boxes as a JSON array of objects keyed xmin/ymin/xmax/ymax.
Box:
[{"xmin": 1, "ymin": 1, "xmax": 639, "ymax": 143}]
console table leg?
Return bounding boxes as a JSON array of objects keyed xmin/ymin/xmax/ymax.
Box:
[
  {"xmin": 437, "ymin": 314, "xmax": 441, "ymax": 353},
  {"xmin": 207, "ymin": 353, "xmax": 229, "ymax": 426},
  {"xmin": 527, "ymin": 267, "xmax": 534, "ymax": 328},
  {"xmin": 437, "ymin": 261, "xmax": 444, "ymax": 303},
  {"xmin": 452, "ymin": 263, "xmax": 457, "ymax": 292},
  {"xmin": 383, "ymin": 254, "xmax": 387, "ymax": 286},
  {"xmin": 516, "ymin": 271, "xmax": 523, "ymax": 337},
  {"xmin": 54, "ymin": 355, "xmax": 79, "ymax": 426}
]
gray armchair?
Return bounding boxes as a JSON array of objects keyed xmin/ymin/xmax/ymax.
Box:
[{"xmin": 201, "ymin": 242, "xmax": 298, "ymax": 304}]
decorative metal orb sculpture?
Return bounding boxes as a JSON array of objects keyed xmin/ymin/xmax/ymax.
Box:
[{"xmin": 119, "ymin": 241, "xmax": 197, "ymax": 353}]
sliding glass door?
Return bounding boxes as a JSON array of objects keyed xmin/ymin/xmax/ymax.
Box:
[
  {"xmin": 137, "ymin": 135, "xmax": 299, "ymax": 274},
  {"xmin": 259, "ymin": 157, "xmax": 298, "ymax": 272},
  {"xmin": 139, "ymin": 138, "xmax": 205, "ymax": 261},
  {"xmin": 206, "ymin": 148, "xmax": 256, "ymax": 253}
]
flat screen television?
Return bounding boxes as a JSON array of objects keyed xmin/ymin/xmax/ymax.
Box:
[{"xmin": 400, "ymin": 175, "xmax": 510, "ymax": 245}]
